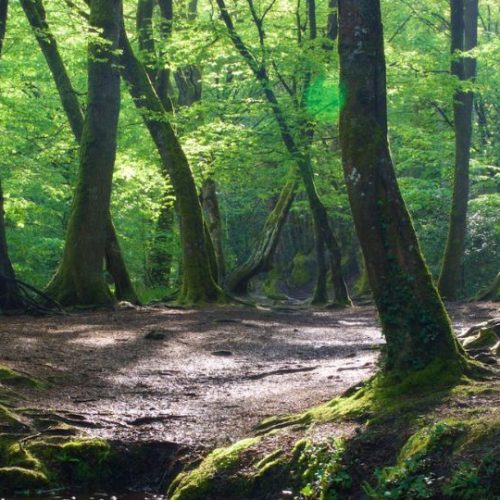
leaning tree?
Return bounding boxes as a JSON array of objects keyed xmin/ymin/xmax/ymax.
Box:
[{"xmin": 338, "ymin": 0, "xmax": 466, "ymax": 373}]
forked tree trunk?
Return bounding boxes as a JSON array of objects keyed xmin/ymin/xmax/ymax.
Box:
[
  {"xmin": 438, "ymin": 0, "xmax": 478, "ymax": 300},
  {"xmin": 20, "ymin": 0, "xmax": 139, "ymax": 304},
  {"xmin": 0, "ymin": 181, "xmax": 24, "ymax": 312},
  {"xmin": 45, "ymin": 0, "xmax": 123, "ymax": 307},
  {"xmin": 226, "ymin": 178, "xmax": 297, "ymax": 294},
  {"xmin": 201, "ymin": 179, "xmax": 226, "ymax": 284},
  {"xmin": 338, "ymin": 0, "xmax": 466, "ymax": 372},
  {"xmin": 118, "ymin": 26, "xmax": 220, "ymax": 303}
]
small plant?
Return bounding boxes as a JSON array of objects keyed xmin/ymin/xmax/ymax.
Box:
[{"xmin": 297, "ymin": 439, "xmax": 352, "ymax": 499}]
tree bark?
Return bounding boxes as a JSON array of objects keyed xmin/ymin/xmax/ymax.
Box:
[
  {"xmin": 338, "ymin": 0, "xmax": 465, "ymax": 372},
  {"xmin": 118, "ymin": 26, "xmax": 221, "ymax": 303},
  {"xmin": 45, "ymin": 0, "xmax": 123, "ymax": 307},
  {"xmin": 438, "ymin": 0, "xmax": 478, "ymax": 300},
  {"xmin": 21, "ymin": 0, "xmax": 139, "ymax": 304}
]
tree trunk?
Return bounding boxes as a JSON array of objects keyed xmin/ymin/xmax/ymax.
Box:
[
  {"xmin": 226, "ymin": 178, "xmax": 297, "ymax": 294},
  {"xmin": 137, "ymin": 0, "xmax": 174, "ymax": 111},
  {"xmin": 21, "ymin": 0, "xmax": 139, "ymax": 304},
  {"xmin": 0, "ymin": 180, "xmax": 24, "ymax": 312},
  {"xmin": 438, "ymin": 0, "xmax": 478, "ymax": 300},
  {"xmin": 201, "ymin": 178, "xmax": 226, "ymax": 284},
  {"xmin": 175, "ymin": 65, "xmax": 202, "ymax": 106},
  {"xmin": 338, "ymin": 0, "xmax": 466, "ymax": 373},
  {"xmin": 45, "ymin": 0, "xmax": 123, "ymax": 307},
  {"xmin": 0, "ymin": 0, "xmax": 8, "ymax": 57},
  {"xmin": 104, "ymin": 218, "xmax": 138, "ymax": 303},
  {"xmin": 118, "ymin": 26, "xmax": 220, "ymax": 303},
  {"xmin": 149, "ymin": 199, "xmax": 174, "ymax": 288}
]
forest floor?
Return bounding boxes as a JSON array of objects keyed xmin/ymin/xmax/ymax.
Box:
[{"xmin": 0, "ymin": 300, "xmax": 496, "ymax": 458}]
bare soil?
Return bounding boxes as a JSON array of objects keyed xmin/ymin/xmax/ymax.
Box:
[{"xmin": 0, "ymin": 302, "xmax": 497, "ymax": 451}]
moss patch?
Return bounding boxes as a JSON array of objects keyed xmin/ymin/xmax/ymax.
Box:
[
  {"xmin": 0, "ymin": 366, "xmax": 44, "ymax": 388},
  {"xmin": 0, "ymin": 466, "xmax": 49, "ymax": 492},
  {"xmin": 168, "ymin": 437, "xmax": 260, "ymax": 500}
]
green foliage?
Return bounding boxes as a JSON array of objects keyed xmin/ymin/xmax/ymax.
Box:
[
  {"xmin": 0, "ymin": 0, "xmax": 498, "ymax": 298},
  {"xmin": 298, "ymin": 439, "xmax": 351, "ymax": 499}
]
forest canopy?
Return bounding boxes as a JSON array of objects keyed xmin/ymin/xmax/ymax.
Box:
[{"xmin": 0, "ymin": 0, "xmax": 497, "ymax": 304}]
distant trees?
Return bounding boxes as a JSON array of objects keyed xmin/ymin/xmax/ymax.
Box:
[
  {"xmin": 46, "ymin": 0, "xmax": 123, "ymax": 307},
  {"xmin": 217, "ymin": 0, "xmax": 351, "ymax": 305},
  {"xmin": 338, "ymin": 0, "xmax": 466, "ymax": 371},
  {"xmin": 439, "ymin": 0, "xmax": 479, "ymax": 300}
]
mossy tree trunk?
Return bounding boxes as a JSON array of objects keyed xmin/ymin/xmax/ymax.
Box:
[
  {"xmin": 226, "ymin": 178, "xmax": 297, "ymax": 294},
  {"xmin": 217, "ymin": 0, "xmax": 351, "ymax": 305},
  {"xmin": 45, "ymin": 0, "xmax": 123, "ymax": 307},
  {"xmin": 338, "ymin": 0, "xmax": 466, "ymax": 372},
  {"xmin": 438, "ymin": 0, "xmax": 478, "ymax": 300},
  {"xmin": 201, "ymin": 179, "xmax": 226, "ymax": 284},
  {"xmin": 0, "ymin": 181, "xmax": 24, "ymax": 312},
  {"xmin": 118, "ymin": 26, "xmax": 220, "ymax": 303},
  {"xmin": 21, "ymin": 0, "xmax": 139, "ymax": 304}
]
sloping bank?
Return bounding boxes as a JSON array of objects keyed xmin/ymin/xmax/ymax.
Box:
[
  {"xmin": 167, "ymin": 362, "xmax": 499, "ymax": 500},
  {"xmin": 0, "ymin": 366, "xmax": 181, "ymax": 495}
]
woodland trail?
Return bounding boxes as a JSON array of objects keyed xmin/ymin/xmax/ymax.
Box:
[{"xmin": 0, "ymin": 302, "xmax": 496, "ymax": 450}]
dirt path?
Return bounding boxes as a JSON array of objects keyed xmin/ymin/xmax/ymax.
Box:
[{"xmin": 0, "ymin": 302, "xmax": 496, "ymax": 450}]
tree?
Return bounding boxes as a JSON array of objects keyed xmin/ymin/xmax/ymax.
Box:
[
  {"xmin": 438, "ymin": 0, "xmax": 479, "ymax": 300},
  {"xmin": 45, "ymin": 0, "xmax": 123, "ymax": 307},
  {"xmin": 20, "ymin": 0, "xmax": 139, "ymax": 304},
  {"xmin": 338, "ymin": 0, "xmax": 466, "ymax": 372},
  {"xmin": 117, "ymin": 24, "xmax": 221, "ymax": 303}
]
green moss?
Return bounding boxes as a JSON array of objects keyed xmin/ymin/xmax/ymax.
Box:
[
  {"xmin": 0, "ymin": 404, "xmax": 31, "ymax": 432},
  {"xmin": 0, "ymin": 466, "xmax": 49, "ymax": 492},
  {"xmin": 364, "ymin": 417, "xmax": 500, "ymax": 499},
  {"xmin": 0, "ymin": 366, "xmax": 44, "ymax": 388},
  {"xmin": 168, "ymin": 437, "xmax": 260, "ymax": 499},
  {"xmin": 463, "ymin": 329, "xmax": 498, "ymax": 350},
  {"xmin": 27, "ymin": 437, "xmax": 111, "ymax": 484}
]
